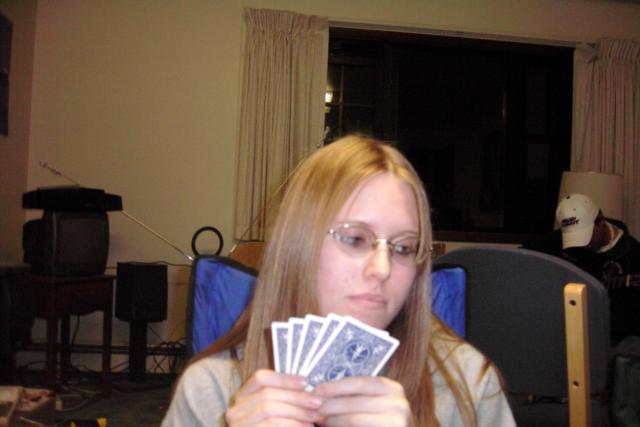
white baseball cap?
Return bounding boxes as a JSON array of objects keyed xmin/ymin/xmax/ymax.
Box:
[{"xmin": 555, "ymin": 193, "xmax": 600, "ymax": 249}]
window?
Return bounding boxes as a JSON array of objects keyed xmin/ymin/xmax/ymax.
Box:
[{"xmin": 325, "ymin": 28, "xmax": 573, "ymax": 243}]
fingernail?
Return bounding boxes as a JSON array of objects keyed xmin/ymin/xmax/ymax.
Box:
[{"xmin": 308, "ymin": 397, "xmax": 323, "ymax": 408}]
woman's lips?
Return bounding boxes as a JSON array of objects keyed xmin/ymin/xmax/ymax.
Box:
[{"xmin": 348, "ymin": 293, "xmax": 387, "ymax": 308}]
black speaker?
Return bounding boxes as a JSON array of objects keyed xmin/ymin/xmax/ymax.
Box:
[
  {"xmin": 0, "ymin": 263, "xmax": 33, "ymax": 384},
  {"xmin": 115, "ymin": 262, "xmax": 167, "ymax": 322}
]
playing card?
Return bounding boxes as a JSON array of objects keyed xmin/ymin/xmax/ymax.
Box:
[
  {"xmin": 271, "ymin": 321, "xmax": 289, "ymax": 373},
  {"xmin": 298, "ymin": 313, "xmax": 345, "ymax": 376},
  {"xmin": 291, "ymin": 314, "xmax": 326, "ymax": 374},
  {"xmin": 303, "ymin": 316, "xmax": 399, "ymax": 390},
  {"xmin": 287, "ymin": 317, "xmax": 305, "ymax": 374}
]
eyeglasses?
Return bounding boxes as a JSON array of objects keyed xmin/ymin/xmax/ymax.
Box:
[{"xmin": 327, "ymin": 223, "xmax": 427, "ymax": 267}]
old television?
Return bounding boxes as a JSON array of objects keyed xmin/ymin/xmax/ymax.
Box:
[
  {"xmin": 23, "ymin": 210, "xmax": 110, "ymax": 276},
  {"xmin": 21, "ymin": 186, "xmax": 122, "ymax": 277}
]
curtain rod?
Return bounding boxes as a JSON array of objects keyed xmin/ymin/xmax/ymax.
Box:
[{"xmin": 328, "ymin": 19, "xmax": 581, "ymax": 48}]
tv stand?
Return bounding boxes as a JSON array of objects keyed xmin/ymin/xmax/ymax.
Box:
[{"xmin": 31, "ymin": 274, "xmax": 114, "ymax": 396}]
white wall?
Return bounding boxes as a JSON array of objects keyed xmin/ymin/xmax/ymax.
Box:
[{"xmin": 7, "ymin": 0, "xmax": 640, "ymax": 369}]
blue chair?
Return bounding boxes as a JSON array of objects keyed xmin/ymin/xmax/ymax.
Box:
[
  {"xmin": 432, "ymin": 266, "xmax": 466, "ymax": 337},
  {"xmin": 186, "ymin": 256, "xmax": 257, "ymax": 357},
  {"xmin": 187, "ymin": 256, "xmax": 466, "ymax": 355}
]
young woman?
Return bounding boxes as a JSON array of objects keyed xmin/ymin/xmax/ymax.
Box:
[{"xmin": 162, "ymin": 135, "xmax": 515, "ymax": 427}]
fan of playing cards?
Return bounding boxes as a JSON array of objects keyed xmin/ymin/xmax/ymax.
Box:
[{"xmin": 271, "ymin": 313, "xmax": 400, "ymax": 390}]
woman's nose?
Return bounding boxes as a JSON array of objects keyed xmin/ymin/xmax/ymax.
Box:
[{"xmin": 364, "ymin": 243, "xmax": 392, "ymax": 281}]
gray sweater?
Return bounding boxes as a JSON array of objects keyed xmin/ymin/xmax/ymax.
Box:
[{"xmin": 162, "ymin": 340, "xmax": 515, "ymax": 427}]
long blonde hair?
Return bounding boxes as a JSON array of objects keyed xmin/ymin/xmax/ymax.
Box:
[{"xmin": 194, "ymin": 134, "xmax": 479, "ymax": 426}]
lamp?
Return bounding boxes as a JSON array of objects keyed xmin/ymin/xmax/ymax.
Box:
[
  {"xmin": 558, "ymin": 171, "xmax": 624, "ymax": 220},
  {"xmin": 324, "ymin": 89, "xmax": 334, "ymax": 113},
  {"xmin": 324, "ymin": 90, "xmax": 333, "ymax": 104}
]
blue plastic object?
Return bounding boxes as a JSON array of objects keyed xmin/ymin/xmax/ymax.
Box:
[
  {"xmin": 189, "ymin": 256, "xmax": 256, "ymax": 355},
  {"xmin": 431, "ymin": 267, "xmax": 466, "ymax": 337},
  {"xmin": 189, "ymin": 258, "xmax": 466, "ymax": 354}
]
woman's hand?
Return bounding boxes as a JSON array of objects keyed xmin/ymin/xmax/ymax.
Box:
[
  {"xmin": 313, "ymin": 376, "xmax": 411, "ymax": 427},
  {"xmin": 225, "ymin": 369, "xmax": 323, "ymax": 427}
]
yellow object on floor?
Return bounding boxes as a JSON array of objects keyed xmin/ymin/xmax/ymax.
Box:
[{"xmin": 69, "ymin": 418, "xmax": 107, "ymax": 427}]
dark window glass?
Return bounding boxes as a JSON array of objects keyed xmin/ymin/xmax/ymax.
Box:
[{"xmin": 325, "ymin": 29, "xmax": 573, "ymax": 243}]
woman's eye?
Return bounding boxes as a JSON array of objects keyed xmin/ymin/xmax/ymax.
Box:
[
  {"xmin": 393, "ymin": 240, "xmax": 419, "ymax": 256},
  {"xmin": 338, "ymin": 233, "xmax": 368, "ymax": 248},
  {"xmin": 394, "ymin": 245, "xmax": 413, "ymax": 255},
  {"xmin": 350, "ymin": 236, "xmax": 367, "ymax": 247}
]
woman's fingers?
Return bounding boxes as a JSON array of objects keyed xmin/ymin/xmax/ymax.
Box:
[
  {"xmin": 235, "ymin": 369, "xmax": 307, "ymax": 398},
  {"xmin": 226, "ymin": 370, "xmax": 323, "ymax": 427},
  {"xmin": 320, "ymin": 412, "xmax": 408, "ymax": 427},
  {"xmin": 313, "ymin": 377, "xmax": 411, "ymax": 427},
  {"xmin": 227, "ymin": 372, "xmax": 411, "ymax": 427},
  {"xmin": 318, "ymin": 394, "xmax": 410, "ymax": 421},
  {"xmin": 314, "ymin": 375, "xmax": 405, "ymax": 399},
  {"xmin": 227, "ymin": 396, "xmax": 319, "ymax": 427}
]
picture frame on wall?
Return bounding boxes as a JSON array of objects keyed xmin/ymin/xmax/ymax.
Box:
[{"xmin": 0, "ymin": 12, "xmax": 12, "ymax": 137}]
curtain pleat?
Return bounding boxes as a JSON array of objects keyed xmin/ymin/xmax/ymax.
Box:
[
  {"xmin": 572, "ymin": 38, "xmax": 640, "ymax": 237},
  {"xmin": 233, "ymin": 9, "xmax": 328, "ymax": 241}
]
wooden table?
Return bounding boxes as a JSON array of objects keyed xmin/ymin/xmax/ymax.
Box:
[{"xmin": 32, "ymin": 274, "xmax": 114, "ymax": 396}]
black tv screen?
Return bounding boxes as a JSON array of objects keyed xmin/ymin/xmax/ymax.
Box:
[{"xmin": 23, "ymin": 210, "xmax": 109, "ymax": 276}]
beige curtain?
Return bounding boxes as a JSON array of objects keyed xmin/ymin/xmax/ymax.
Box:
[
  {"xmin": 233, "ymin": 8, "xmax": 328, "ymax": 241},
  {"xmin": 573, "ymin": 38, "xmax": 640, "ymax": 237}
]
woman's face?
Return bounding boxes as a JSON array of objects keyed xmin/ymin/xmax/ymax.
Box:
[{"xmin": 316, "ymin": 172, "xmax": 420, "ymax": 329}]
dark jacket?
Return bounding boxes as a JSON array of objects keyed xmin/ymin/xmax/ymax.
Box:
[{"xmin": 523, "ymin": 219, "xmax": 640, "ymax": 343}]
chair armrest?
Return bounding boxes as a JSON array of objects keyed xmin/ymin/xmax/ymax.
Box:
[{"xmin": 565, "ymin": 283, "xmax": 591, "ymax": 427}]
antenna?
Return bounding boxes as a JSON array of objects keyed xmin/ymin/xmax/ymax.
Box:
[
  {"xmin": 229, "ymin": 139, "xmax": 323, "ymax": 254},
  {"xmin": 229, "ymin": 165, "xmax": 297, "ymax": 254},
  {"xmin": 39, "ymin": 162, "xmax": 194, "ymax": 262}
]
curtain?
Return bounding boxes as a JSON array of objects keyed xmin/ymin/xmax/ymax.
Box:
[
  {"xmin": 573, "ymin": 38, "xmax": 640, "ymax": 237},
  {"xmin": 233, "ymin": 8, "xmax": 328, "ymax": 241}
]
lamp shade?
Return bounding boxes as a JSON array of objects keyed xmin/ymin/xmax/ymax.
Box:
[{"xmin": 558, "ymin": 171, "xmax": 623, "ymax": 220}]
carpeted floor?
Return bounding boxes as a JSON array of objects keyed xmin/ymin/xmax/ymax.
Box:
[
  {"xmin": 12, "ymin": 370, "xmax": 175, "ymax": 426},
  {"xmin": 58, "ymin": 382, "xmax": 173, "ymax": 426}
]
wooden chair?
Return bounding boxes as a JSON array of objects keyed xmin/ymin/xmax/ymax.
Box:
[
  {"xmin": 228, "ymin": 240, "xmax": 265, "ymax": 271},
  {"xmin": 564, "ymin": 283, "xmax": 591, "ymax": 426}
]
